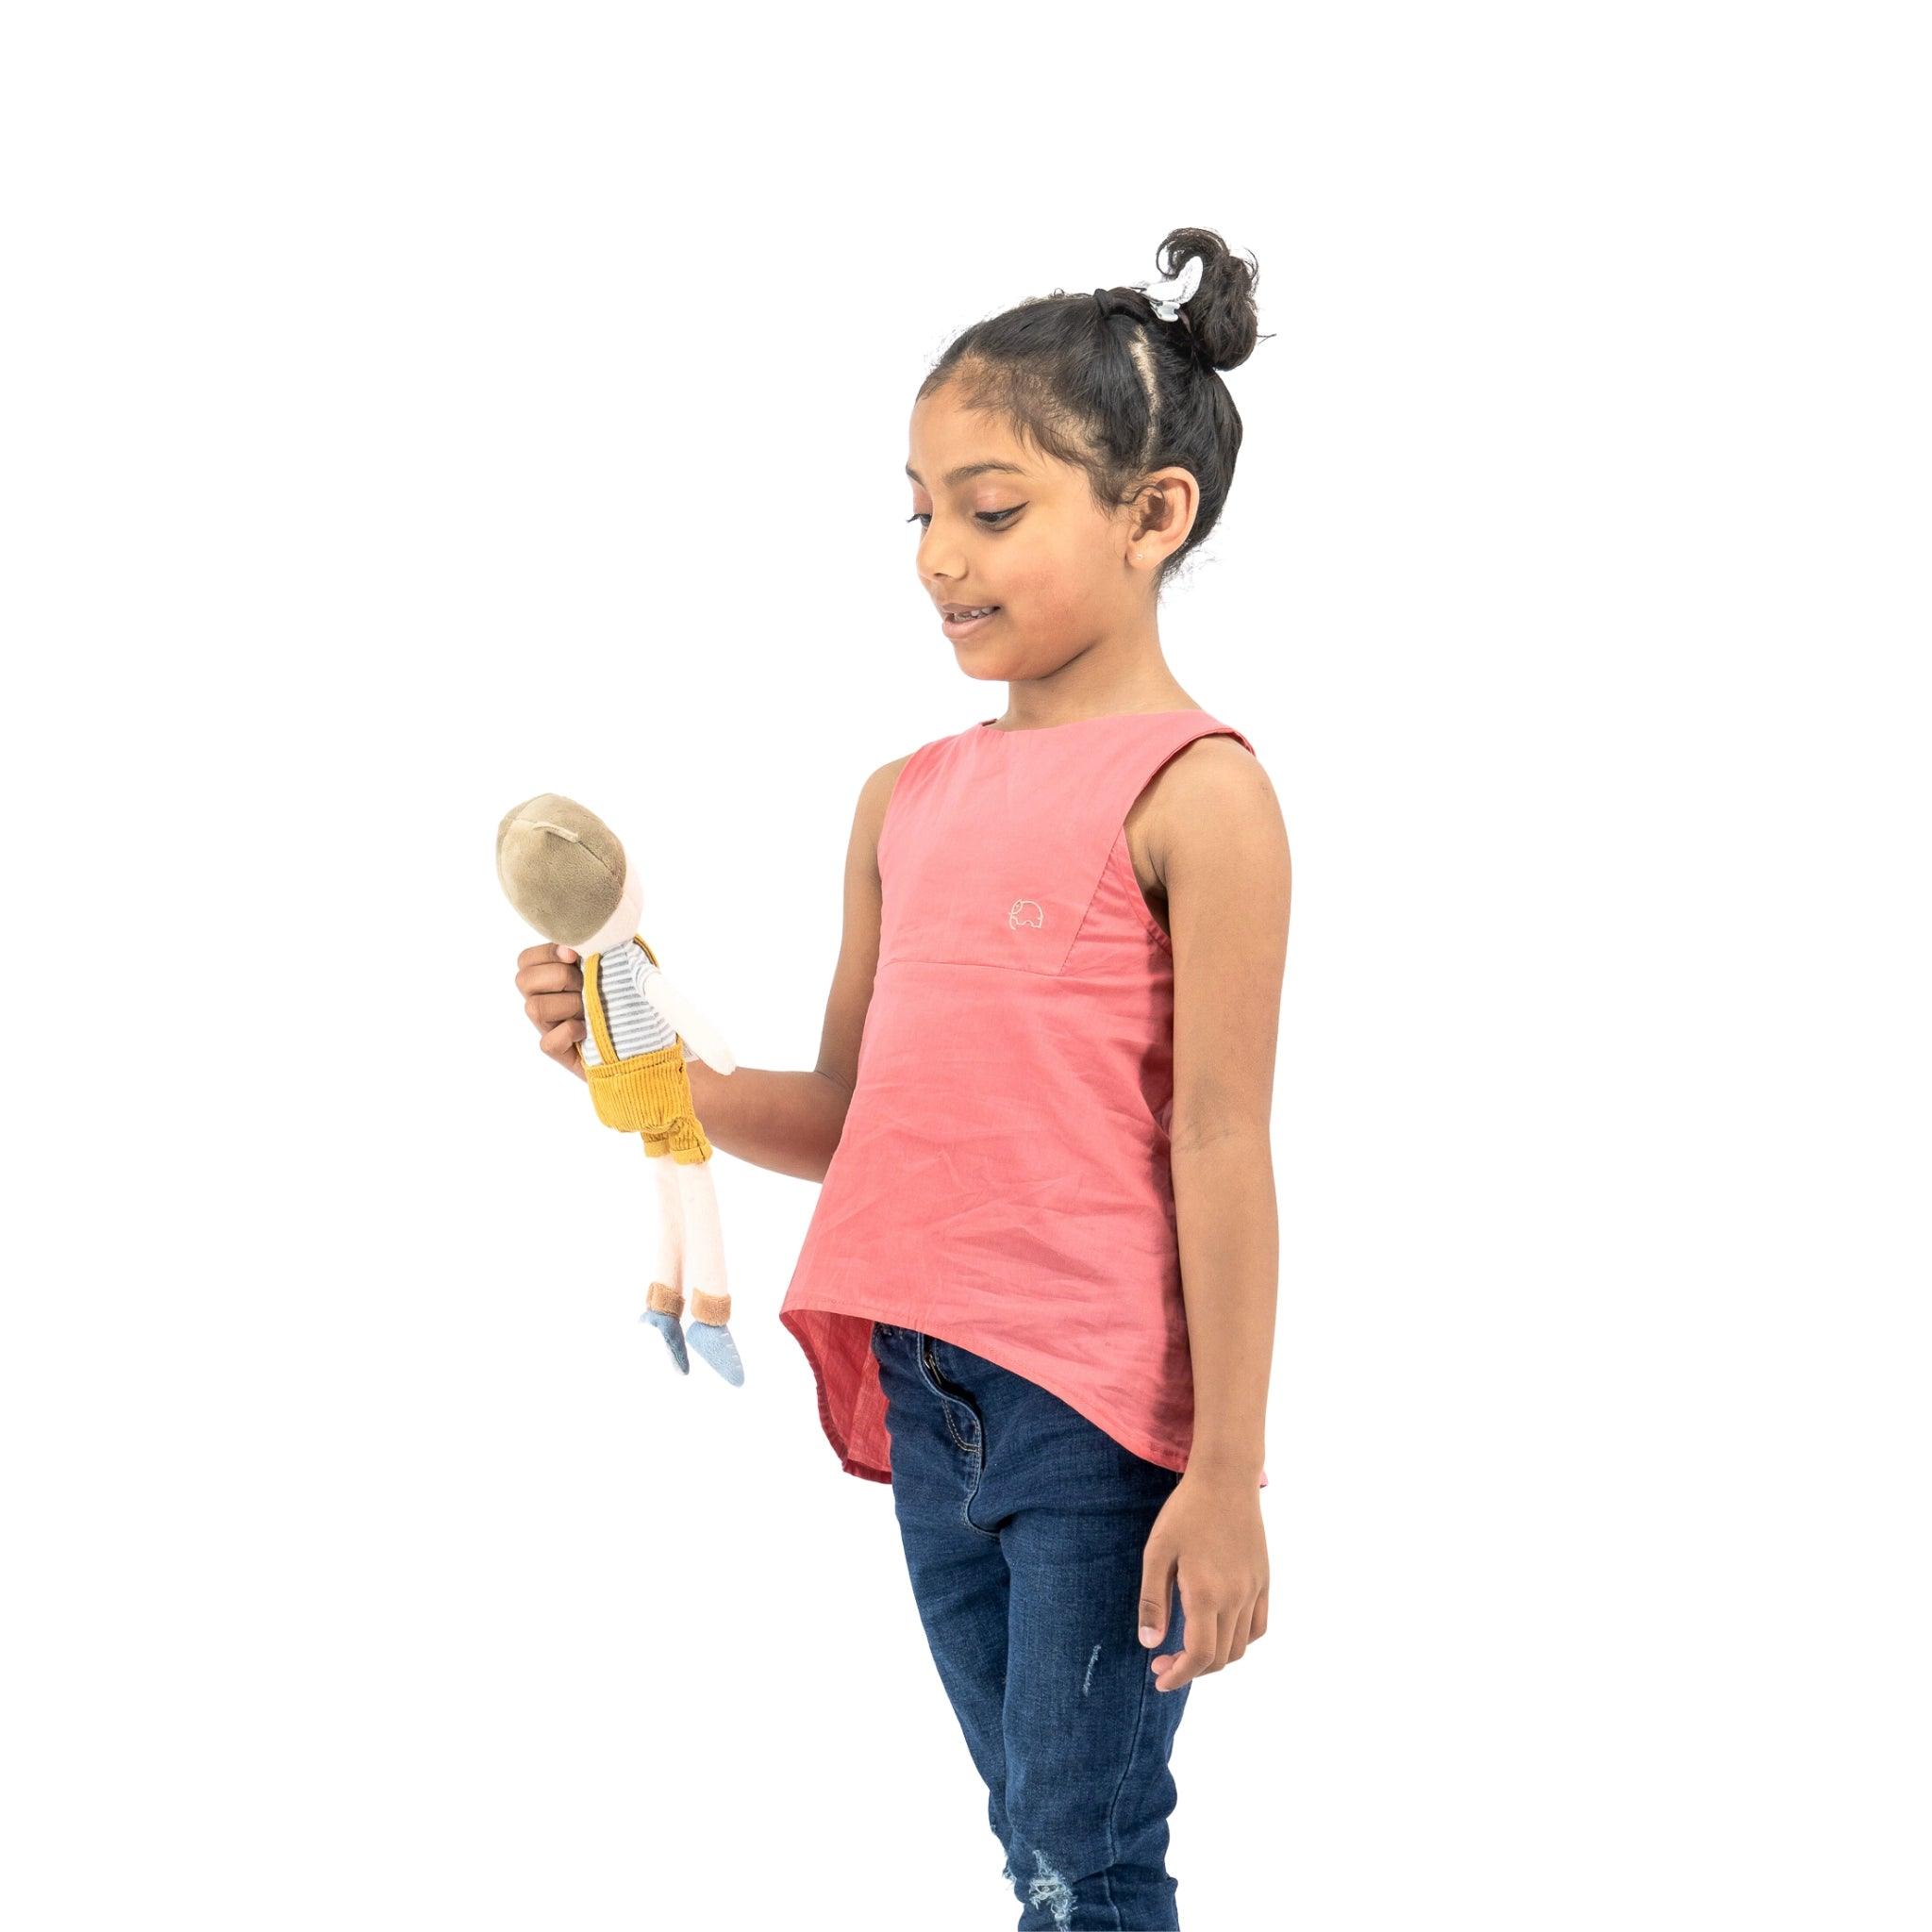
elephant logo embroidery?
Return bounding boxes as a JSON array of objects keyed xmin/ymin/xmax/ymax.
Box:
[{"xmin": 1008, "ymin": 898, "xmax": 1044, "ymax": 929}]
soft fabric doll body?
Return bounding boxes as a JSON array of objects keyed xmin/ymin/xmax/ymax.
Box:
[{"xmin": 496, "ymin": 792, "xmax": 743, "ymax": 1385}]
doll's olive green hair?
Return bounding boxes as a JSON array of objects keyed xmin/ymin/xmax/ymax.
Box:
[{"xmin": 496, "ymin": 792, "xmax": 625, "ymax": 947}]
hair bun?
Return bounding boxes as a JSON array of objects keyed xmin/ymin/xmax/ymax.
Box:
[
  {"xmin": 1155, "ymin": 226, "xmax": 1259, "ymax": 372},
  {"xmin": 1091, "ymin": 286, "xmax": 1146, "ymax": 323}
]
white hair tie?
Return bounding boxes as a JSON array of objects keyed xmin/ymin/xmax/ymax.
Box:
[{"xmin": 1136, "ymin": 255, "xmax": 1204, "ymax": 323}]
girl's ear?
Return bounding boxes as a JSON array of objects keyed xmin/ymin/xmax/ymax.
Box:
[{"xmin": 1126, "ymin": 466, "xmax": 1202, "ymax": 572}]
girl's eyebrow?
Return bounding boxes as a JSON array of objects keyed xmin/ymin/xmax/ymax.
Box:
[{"xmin": 905, "ymin": 460, "xmax": 1029, "ymax": 487}]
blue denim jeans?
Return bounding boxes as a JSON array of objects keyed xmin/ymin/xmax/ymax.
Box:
[{"xmin": 870, "ymin": 1323, "xmax": 1194, "ymax": 1930}]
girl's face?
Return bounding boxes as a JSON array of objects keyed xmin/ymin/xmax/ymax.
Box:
[{"xmin": 907, "ymin": 379, "xmax": 1150, "ymax": 679}]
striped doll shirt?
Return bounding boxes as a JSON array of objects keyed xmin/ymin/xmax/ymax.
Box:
[{"xmin": 581, "ymin": 940, "xmax": 683, "ymax": 1066}]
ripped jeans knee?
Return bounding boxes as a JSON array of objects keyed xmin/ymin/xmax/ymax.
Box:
[{"xmin": 1009, "ymin": 1845, "xmax": 1074, "ymax": 1929}]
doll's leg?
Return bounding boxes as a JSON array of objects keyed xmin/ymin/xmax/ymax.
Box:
[
  {"xmin": 640, "ymin": 1145, "xmax": 690, "ymax": 1374},
  {"xmin": 674, "ymin": 1157, "xmax": 742, "ymax": 1386}
]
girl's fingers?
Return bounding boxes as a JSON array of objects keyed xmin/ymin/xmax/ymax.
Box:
[
  {"xmin": 1227, "ymin": 1599, "xmax": 1255, "ymax": 1664},
  {"xmin": 1153, "ymin": 1605, "xmax": 1221, "ymax": 1692},
  {"xmin": 1138, "ymin": 1540, "xmax": 1179, "ymax": 1648},
  {"xmin": 516, "ymin": 944, "xmax": 586, "ymax": 1079},
  {"xmin": 525, "ymin": 990, "xmax": 586, "ymax": 1028},
  {"xmin": 517, "ymin": 957, "xmax": 583, "ymax": 997},
  {"xmin": 541, "ymin": 1018, "xmax": 588, "ymax": 1078}
]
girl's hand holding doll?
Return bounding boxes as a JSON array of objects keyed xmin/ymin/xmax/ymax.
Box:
[{"xmin": 515, "ymin": 941, "xmax": 588, "ymax": 1080}]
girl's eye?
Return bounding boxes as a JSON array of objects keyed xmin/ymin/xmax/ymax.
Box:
[{"xmin": 904, "ymin": 505, "xmax": 1026, "ymax": 531}]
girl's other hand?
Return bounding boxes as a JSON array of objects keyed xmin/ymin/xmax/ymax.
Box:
[
  {"xmin": 1137, "ymin": 1470, "xmax": 1270, "ymax": 1692},
  {"xmin": 516, "ymin": 942, "xmax": 588, "ymax": 1081}
]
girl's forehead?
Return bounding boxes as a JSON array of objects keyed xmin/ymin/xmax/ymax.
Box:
[
  {"xmin": 911, "ymin": 384, "xmax": 1017, "ymax": 446},
  {"xmin": 908, "ymin": 390, "xmax": 1037, "ymax": 483}
]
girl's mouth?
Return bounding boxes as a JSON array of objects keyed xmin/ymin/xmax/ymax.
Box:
[{"xmin": 941, "ymin": 605, "xmax": 1001, "ymax": 640}]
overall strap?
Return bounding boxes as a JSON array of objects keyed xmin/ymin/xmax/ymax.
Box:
[{"xmin": 582, "ymin": 950, "xmax": 620, "ymax": 1063}]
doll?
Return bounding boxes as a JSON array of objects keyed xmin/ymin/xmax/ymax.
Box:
[{"xmin": 496, "ymin": 792, "xmax": 743, "ymax": 1385}]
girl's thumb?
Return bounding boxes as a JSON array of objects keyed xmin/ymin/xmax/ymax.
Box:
[{"xmin": 1139, "ymin": 1542, "xmax": 1177, "ymax": 1647}]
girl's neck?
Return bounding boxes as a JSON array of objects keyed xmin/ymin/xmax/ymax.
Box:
[{"xmin": 987, "ymin": 668, "xmax": 1198, "ymax": 734}]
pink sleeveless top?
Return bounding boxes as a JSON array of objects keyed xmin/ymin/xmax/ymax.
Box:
[{"xmin": 779, "ymin": 708, "xmax": 1268, "ymax": 1490}]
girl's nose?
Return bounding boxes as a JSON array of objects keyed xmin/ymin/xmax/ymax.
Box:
[{"xmin": 917, "ymin": 529, "xmax": 966, "ymax": 585}]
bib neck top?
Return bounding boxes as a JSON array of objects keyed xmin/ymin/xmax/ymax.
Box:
[{"xmin": 779, "ymin": 708, "xmax": 1267, "ymax": 1489}]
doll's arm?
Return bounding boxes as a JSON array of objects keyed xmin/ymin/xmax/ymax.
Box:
[{"xmin": 632, "ymin": 956, "xmax": 739, "ymax": 1075}]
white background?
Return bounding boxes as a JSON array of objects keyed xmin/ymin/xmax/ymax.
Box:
[{"xmin": 5, "ymin": 5, "xmax": 1926, "ymax": 1927}]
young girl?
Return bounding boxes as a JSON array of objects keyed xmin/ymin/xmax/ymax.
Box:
[{"xmin": 514, "ymin": 225, "xmax": 1290, "ymax": 1930}]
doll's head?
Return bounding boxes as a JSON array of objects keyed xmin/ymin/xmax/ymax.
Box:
[
  {"xmin": 496, "ymin": 792, "xmax": 642, "ymax": 954},
  {"xmin": 907, "ymin": 225, "xmax": 1261, "ymax": 683}
]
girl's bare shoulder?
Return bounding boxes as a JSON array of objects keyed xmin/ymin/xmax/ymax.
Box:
[
  {"xmin": 857, "ymin": 747, "xmax": 920, "ymax": 819},
  {"xmin": 1160, "ymin": 728, "xmax": 1274, "ymax": 805},
  {"xmin": 842, "ymin": 748, "xmax": 924, "ymax": 877},
  {"xmin": 1129, "ymin": 732, "xmax": 1282, "ymax": 877}
]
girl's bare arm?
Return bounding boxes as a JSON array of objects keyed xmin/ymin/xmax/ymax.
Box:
[
  {"xmin": 1134, "ymin": 735, "xmax": 1290, "ymax": 1691},
  {"xmin": 512, "ymin": 755, "xmax": 908, "ymax": 1184},
  {"xmin": 1161, "ymin": 735, "xmax": 1291, "ymax": 1481}
]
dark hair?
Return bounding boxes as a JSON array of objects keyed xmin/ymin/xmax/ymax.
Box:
[{"xmin": 917, "ymin": 226, "xmax": 1263, "ymax": 584}]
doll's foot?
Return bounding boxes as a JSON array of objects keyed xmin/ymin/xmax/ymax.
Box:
[
  {"xmin": 686, "ymin": 1322, "xmax": 743, "ymax": 1386},
  {"xmin": 687, "ymin": 1290, "xmax": 743, "ymax": 1386},
  {"xmin": 643, "ymin": 1283, "xmax": 690, "ymax": 1374}
]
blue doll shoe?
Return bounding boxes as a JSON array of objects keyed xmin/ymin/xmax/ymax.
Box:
[
  {"xmin": 641, "ymin": 1307, "xmax": 690, "ymax": 1374},
  {"xmin": 686, "ymin": 1321, "xmax": 745, "ymax": 1387}
]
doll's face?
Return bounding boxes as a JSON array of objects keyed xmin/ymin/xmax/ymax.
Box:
[
  {"xmin": 905, "ymin": 380, "xmax": 1193, "ymax": 685},
  {"xmin": 583, "ymin": 868, "xmax": 643, "ymax": 956}
]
